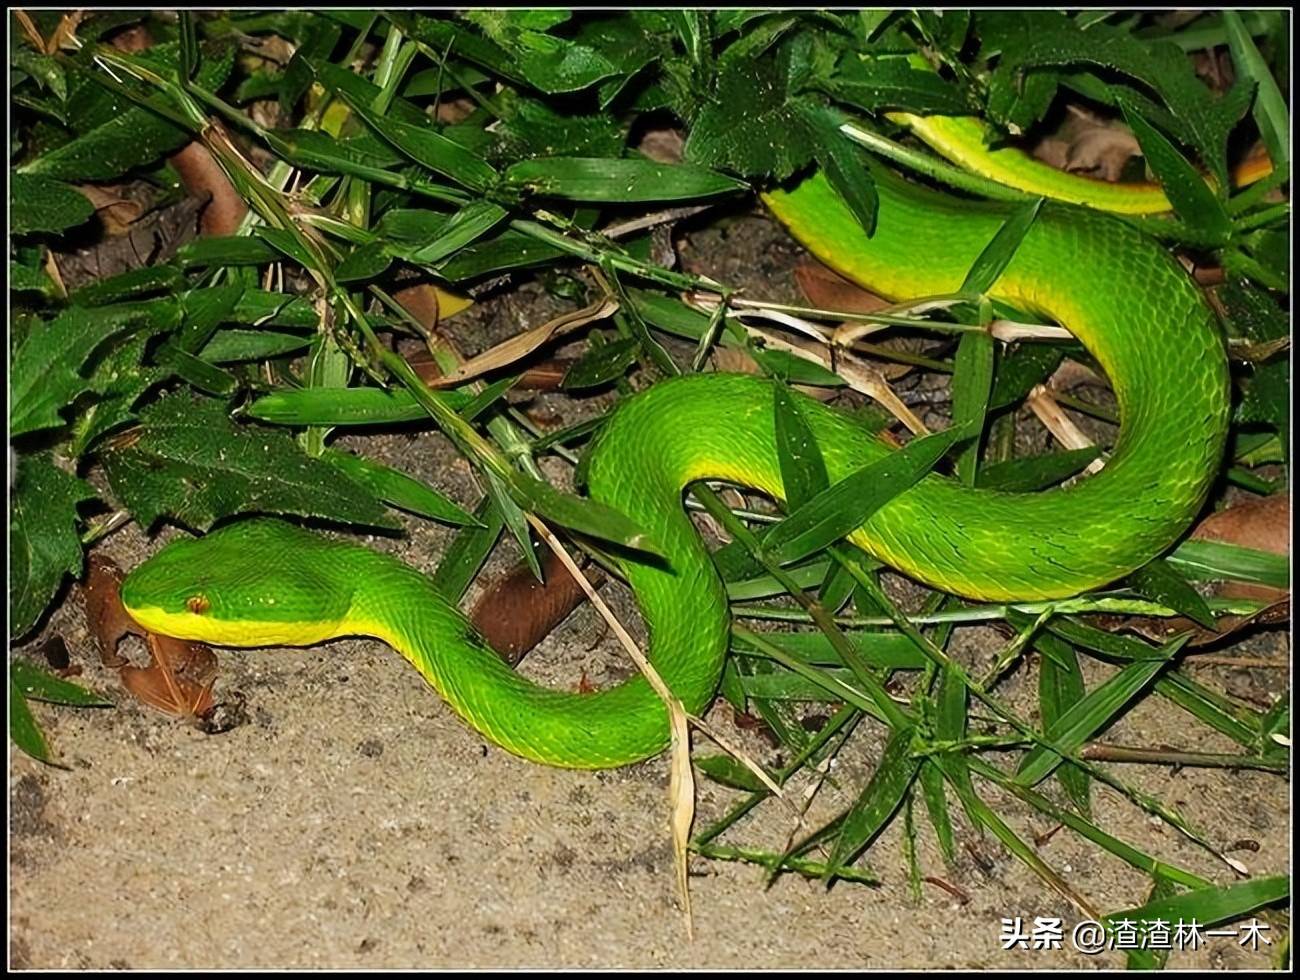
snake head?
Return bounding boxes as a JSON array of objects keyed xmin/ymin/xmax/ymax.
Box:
[{"xmin": 120, "ymin": 519, "xmax": 356, "ymax": 648}]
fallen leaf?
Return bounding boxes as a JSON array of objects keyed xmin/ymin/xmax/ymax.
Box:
[
  {"xmin": 636, "ymin": 127, "xmax": 686, "ymax": 165},
  {"xmin": 425, "ymin": 298, "xmax": 618, "ymax": 389},
  {"xmin": 76, "ymin": 185, "xmax": 146, "ymax": 237},
  {"xmin": 470, "ymin": 549, "xmax": 602, "ymax": 664},
  {"xmin": 1063, "ymin": 124, "xmax": 1141, "ymax": 182},
  {"xmin": 1191, "ymin": 494, "xmax": 1290, "ymax": 603},
  {"xmin": 83, "ymin": 554, "xmax": 143, "ymax": 667},
  {"xmin": 1109, "ymin": 598, "xmax": 1289, "ymax": 647},
  {"xmin": 119, "ymin": 633, "xmax": 218, "ymax": 723},
  {"xmin": 393, "ymin": 282, "xmax": 474, "ymax": 331},
  {"xmin": 1098, "ymin": 494, "xmax": 1290, "ymax": 645},
  {"xmin": 793, "ymin": 260, "xmax": 892, "ymax": 315},
  {"xmin": 170, "ymin": 142, "xmax": 247, "ymax": 237}
]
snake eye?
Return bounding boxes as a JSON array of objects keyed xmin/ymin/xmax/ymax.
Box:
[{"xmin": 186, "ymin": 594, "xmax": 210, "ymax": 615}]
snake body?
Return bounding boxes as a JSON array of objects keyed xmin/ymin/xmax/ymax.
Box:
[{"xmin": 121, "ymin": 134, "xmax": 1230, "ymax": 770}]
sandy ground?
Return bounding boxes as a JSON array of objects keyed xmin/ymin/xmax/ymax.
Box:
[{"xmin": 9, "ymin": 211, "xmax": 1291, "ymax": 969}]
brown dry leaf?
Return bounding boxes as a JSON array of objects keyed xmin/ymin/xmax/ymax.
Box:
[
  {"xmin": 170, "ymin": 142, "xmax": 248, "ymax": 237},
  {"xmin": 1063, "ymin": 124, "xmax": 1141, "ymax": 182},
  {"xmin": 83, "ymin": 554, "xmax": 143, "ymax": 668},
  {"xmin": 410, "ymin": 349, "xmax": 574, "ymax": 392},
  {"xmin": 393, "ymin": 282, "xmax": 475, "ymax": 332},
  {"xmin": 470, "ymin": 549, "xmax": 602, "ymax": 664},
  {"xmin": 76, "ymin": 185, "xmax": 145, "ymax": 237},
  {"xmin": 13, "ymin": 10, "xmax": 45, "ymax": 50},
  {"xmin": 108, "ymin": 23, "xmax": 153, "ymax": 53},
  {"xmin": 434, "ymin": 96, "xmax": 477, "ymax": 125},
  {"xmin": 1029, "ymin": 107, "xmax": 1142, "ymax": 182},
  {"xmin": 119, "ymin": 633, "xmax": 218, "ymax": 722},
  {"xmin": 792, "ymin": 260, "xmax": 935, "ymax": 381},
  {"xmin": 45, "ymin": 11, "xmax": 86, "ymax": 53},
  {"xmin": 54, "ymin": 194, "xmax": 206, "ymax": 287},
  {"xmin": 38, "ymin": 636, "xmax": 77, "ymax": 677},
  {"xmin": 425, "ymin": 298, "xmax": 618, "ymax": 388},
  {"xmin": 793, "ymin": 260, "xmax": 891, "ymax": 315},
  {"xmin": 83, "ymin": 553, "xmax": 221, "ymax": 720},
  {"xmin": 516, "ymin": 357, "xmax": 574, "ymax": 392},
  {"xmin": 1192, "ymin": 494, "xmax": 1290, "ymax": 556},
  {"xmin": 636, "ymin": 127, "xmax": 686, "ymax": 165},
  {"xmin": 1112, "ymin": 599, "xmax": 1289, "ymax": 648},
  {"xmin": 1103, "ymin": 494, "xmax": 1290, "ymax": 646},
  {"xmin": 708, "ymin": 337, "xmax": 843, "ymax": 404},
  {"xmin": 1191, "ymin": 494, "xmax": 1290, "ymax": 603},
  {"xmin": 1031, "ymin": 137, "xmax": 1071, "ymax": 172}
]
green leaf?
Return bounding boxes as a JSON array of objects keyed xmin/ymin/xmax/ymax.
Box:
[
  {"xmin": 773, "ymin": 384, "xmax": 830, "ymax": 509},
  {"xmin": 824, "ymin": 725, "xmax": 921, "ymax": 880},
  {"xmin": 10, "ymin": 660, "xmax": 112, "ymax": 707},
  {"xmin": 321, "ymin": 448, "xmax": 477, "ymax": 526},
  {"xmin": 18, "ymin": 44, "xmax": 234, "ymax": 180},
  {"xmin": 101, "ymin": 393, "xmax": 398, "ymax": 531},
  {"xmin": 71, "ymin": 334, "xmax": 171, "ymax": 457},
  {"xmin": 814, "ymin": 120, "xmax": 879, "ymax": 235},
  {"xmin": 9, "ymin": 262, "xmax": 55, "ymax": 296},
  {"xmin": 505, "ymin": 157, "xmax": 748, "ymax": 202},
  {"xmin": 731, "ymin": 628, "xmax": 927, "ymax": 671},
  {"xmin": 1035, "ymin": 632, "xmax": 1091, "ymax": 814},
  {"xmin": 459, "ymin": 10, "xmax": 620, "ymax": 93},
  {"xmin": 264, "ymin": 128, "xmax": 403, "ymax": 182},
  {"xmin": 826, "ymin": 54, "xmax": 973, "ymax": 114},
  {"xmin": 975, "ymin": 447, "xmax": 1103, "ymax": 491},
  {"xmin": 764, "ymin": 423, "xmax": 973, "ymax": 566},
  {"xmin": 432, "ymin": 496, "xmax": 505, "ymax": 602},
  {"xmin": 436, "ymin": 228, "xmax": 571, "ymax": 282},
  {"xmin": 248, "ymin": 387, "xmax": 471, "ymax": 426},
  {"xmin": 695, "ymin": 754, "xmax": 769, "ymax": 792},
  {"xmin": 988, "ymin": 342, "xmax": 1066, "ymax": 410},
  {"xmin": 71, "ymin": 266, "xmax": 187, "ymax": 307},
  {"xmin": 493, "ymin": 93, "xmax": 625, "ymax": 160},
  {"xmin": 335, "ymin": 242, "xmax": 393, "ymax": 282},
  {"xmin": 1015, "ymin": 635, "xmax": 1188, "ymax": 786},
  {"xmin": 1124, "ymin": 876, "xmax": 1179, "ymax": 971},
  {"xmin": 11, "ymin": 303, "xmax": 179, "ymax": 438},
  {"xmin": 456, "ymin": 376, "xmax": 519, "ymax": 423},
  {"xmin": 562, "ymin": 337, "xmax": 640, "ymax": 389},
  {"xmin": 962, "ymin": 197, "xmax": 1043, "ymax": 294},
  {"xmin": 512, "ymin": 473, "xmax": 663, "ymax": 559},
  {"xmin": 10, "ymin": 174, "xmax": 94, "ymax": 235},
  {"xmin": 750, "ymin": 348, "xmax": 847, "ymax": 387},
  {"xmin": 1222, "ymin": 279, "xmax": 1290, "ymax": 458},
  {"xmin": 404, "ymin": 201, "xmax": 508, "ymax": 265},
  {"xmin": 1105, "ymin": 875, "xmax": 1289, "ymax": 936},
  {"xmin": 685, "ymin": 49, "xmax": 820, "ymax": 180},
  {"xmin": 1126, "ymin": 557, "xmax": 1216, "ymax": 630},
  {"xmin": 1117, "ymin": 96, "xmax": 1233, "ymax": 242},
  {"xmin": 177, "ymin": 235, "xmax": 281, "ymax": 268},
  {"xmin": 950, "ymin": 331, "xmax": 995, "ymax": 485},
  {"xmin": 339, "ymin": 89, "xmax": 500, "ymax": 192},
  {"xmin": 1165, "ymin": 539, "xmax": 1289, "ymax": 590},
  {"xmin": 391, "ymin": 14, "xmax": 529, "ymax": 89},
  {"xmin": 10, "ymin": 676, "xmax": 53, "ymax": 765},
  {"xmin": 198, "ymin": 329, "xmax": 312, "ymax": 363},
  {"xmin": 1222, "ymin": 11, "xmax": 1289, "ymax": 173},
  {"xmin": 10, "ymin": 453, "xmax": 95, "ymax": 639}
]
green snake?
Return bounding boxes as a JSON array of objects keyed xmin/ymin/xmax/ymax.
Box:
[{"xmin": 121, "ymin": 117, "xmax": 1230, "ymax": 769}]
